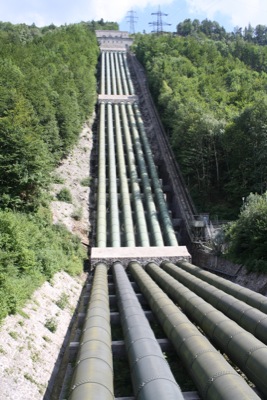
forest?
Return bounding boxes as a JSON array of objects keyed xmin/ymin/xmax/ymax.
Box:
[
  {"xmin": 0, "ymin": 21, "xmax": 118, "ymax": 321},
  {"xmin": 133, "ymin": 22, "xmax": 267, "ymax": 218},
  {"xmin": 133, "ymin": 20, "xmax": 267, "ymax": 270}
]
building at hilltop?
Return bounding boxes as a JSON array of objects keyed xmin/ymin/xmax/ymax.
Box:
[{"xmin": 96, "ymin": 30, "xmax": 133, "ymax": 51}]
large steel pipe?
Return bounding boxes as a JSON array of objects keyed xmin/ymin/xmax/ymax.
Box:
[
  {"xmin": 106, "ymin": 51, "xmax": 111, "ymax": 95},
  {"xmin": 68, "ymin": 263, "xmax": 114, "ymax": 400},
  {"xmin": 114, "ymin": 52, "xmax": 123, "ymax": 95},
  {"xmin": 114, "ymin": 105, "xmax": 135, "ymax": 246},
  {"xmin": 96, "ymin": 102, "xmax": 107, "ymax": 247},
  {"xmin": 100, "ymin": 51, "xmax": 106, "ymax": 94},
  {"xmin": 118, "ymin": 52, "xmax": 130, "ymax": 95},
  {"xmin": 177, "ymin": 260, "xmax": 267, "ymax": 314},
  {"xmin": 121, "ymin": 103, "xmax": 150, "ymax": 246},
  {"xmin": 129, "ymin": 261, "xmax": 260, "ymax": 400},
  {"xmin": 112, "ymin": 262, "xmax": 184, "ymax": 400},
  {"xmin": 107, "ymin": 103, "xmax": 120, "ymax": 247},
  {"xmin": 161, "ymin": 261, "xmax": 267, "ymax": 345},
  {"xmin": 146, "ymin": 262, "xmax": 267, "ymax": 397},
  {"xmin": 133, "ymin": 103, "xmax": 178, "ymax": 246},
  {"xmin": 127, "ymin": 103, "xmax": 164, "ymax": 246},
  {"xmin": 110, "ymin": 52, "xmax": 117, "ymax": 95},
  {"xmin": 122, "ymin": 52, "xmax": 135, "ymax": 95}
]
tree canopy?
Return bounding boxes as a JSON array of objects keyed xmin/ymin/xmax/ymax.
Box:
[
  {"xmin": 224, "ymin": 192, "xmax": 267, "ymax": 272},
  {"xmin": 0, "ymin": 22, "xmax": 99, "ymax": 210},
  {"xmin": 0, "ymin": 20, "xmax": 103, "ymax": 322},
  {"xmin": 133, "ymin": 29, "xmax": 267, "ymax": 218}
]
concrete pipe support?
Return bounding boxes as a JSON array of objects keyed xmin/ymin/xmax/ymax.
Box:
[
  {"xmin": 68, "ymin": 263, "xmax": 114, "ymax": 400},
  {"xmin": 129, "ymin": 261, "xmax": 260, "ymax": 400},
  {"xmin": 112, "ymin": 262, "xmax": 184, "ymax": 400}
]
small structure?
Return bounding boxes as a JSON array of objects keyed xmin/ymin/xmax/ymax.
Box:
[
  {"xmin": 91, "ymin": 246, "xmax": 191, "ymax": 268},
  {"xmin": 96, "ymin": 30, "xmax": 133, "ymax": 51}
]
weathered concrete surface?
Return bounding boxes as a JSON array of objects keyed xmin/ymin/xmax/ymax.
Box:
[{"xmin": 91, "ymin": 246, "xmax": 191, "ymax": 268}]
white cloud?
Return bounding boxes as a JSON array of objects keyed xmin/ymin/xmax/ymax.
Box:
[{"xmin": 187, "ymin": 0, "xmax": 267, "ymax": 28}]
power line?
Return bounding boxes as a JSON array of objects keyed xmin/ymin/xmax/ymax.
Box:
[
  {"xmin": 127, "ymin": 10, "xmax": 138, "ymax": 34},
  {"xmin": 149, "ymin": 6, "xmax": 171, "ymax": 35}
]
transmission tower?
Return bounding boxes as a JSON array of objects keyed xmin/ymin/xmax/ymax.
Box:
[
  {"xmin": 127, "ymin": 10, "xmax": 138, "ymax": 34},
  {"xmin": 149, "ymin": 6, "xmax": 171, "ymax": 35}
]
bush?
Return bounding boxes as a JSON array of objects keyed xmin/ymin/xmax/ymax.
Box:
[
  {"xmin": 45, "ymin": 317, "xmax": 57, "ymax": 333},
  {"xmin": 224, "ymin": 192, "xmax": 267, "ymax": 272},
  {"xmin": 56, "ymin": 187, "xmax": 72, "ymax": 203},
  {"xmin": 0, "ymin": 209, "xmax": 86, "ymax": 322},
  {"xmin": 56, "ymin": 292, "xmax": 69, "ymax": 310}
]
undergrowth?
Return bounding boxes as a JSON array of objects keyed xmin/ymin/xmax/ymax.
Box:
[{"xmin": 0, "ymin": 206, "xmax": 86, "ymax": 322}]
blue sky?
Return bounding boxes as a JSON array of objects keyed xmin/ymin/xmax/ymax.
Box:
[{"xmin": 1, "ymin": 0, "xmax": 267, "ymax": 33}]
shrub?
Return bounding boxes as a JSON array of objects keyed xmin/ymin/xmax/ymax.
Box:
[
  {"xmin": 56, "ymin": 187, "xmax": 72, "ymax": 203},
  {"xmin": 225, "ymin": 192, "xmax": 267, "ymax": 272},
  {"xmin": 45, "ymin": 317, "xmax": 57, "ymax": 333},
  {"xmin": 0, "ymin": 209, "xmax": 86, "ymax": 323}
]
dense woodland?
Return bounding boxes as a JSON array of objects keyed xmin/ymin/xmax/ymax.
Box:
[
  {"xmin": 134, "ymin": 22, "xmax": 267, "ymax": 217},
  {"xmin": 0, "ymin": 21, "xmax": 117, "ymax": 320},
  {"xmin": 0, "ymin": 19, "xmax": 267, "ymax": 321},
  {"xmin": 133, "ymin": 20, "xmax": 267, "ymax": 270}
]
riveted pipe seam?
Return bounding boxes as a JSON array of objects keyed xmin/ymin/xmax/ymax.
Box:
[{"xmin": 129, "ymin": 261, "xmax": 260, "ymax": 400}]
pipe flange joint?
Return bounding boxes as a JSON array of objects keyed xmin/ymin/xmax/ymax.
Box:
[
  {"xmin": 203, "ymin": 370, "xmax": 238, "ymax": 398},
  {"xmin": 136, "ymin": 376, "xmax": 179, "ymax": 397},
  {"xmin": 69, "ymin": 379, "xmax": 114, "ymax": 397},
  {"xmin": 244, "ymin": 344, "xmax": 267, "ymax": 365},
  {"xmin": 189, "ymin": 349, "xmax": 217, "ymax": 370}
]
